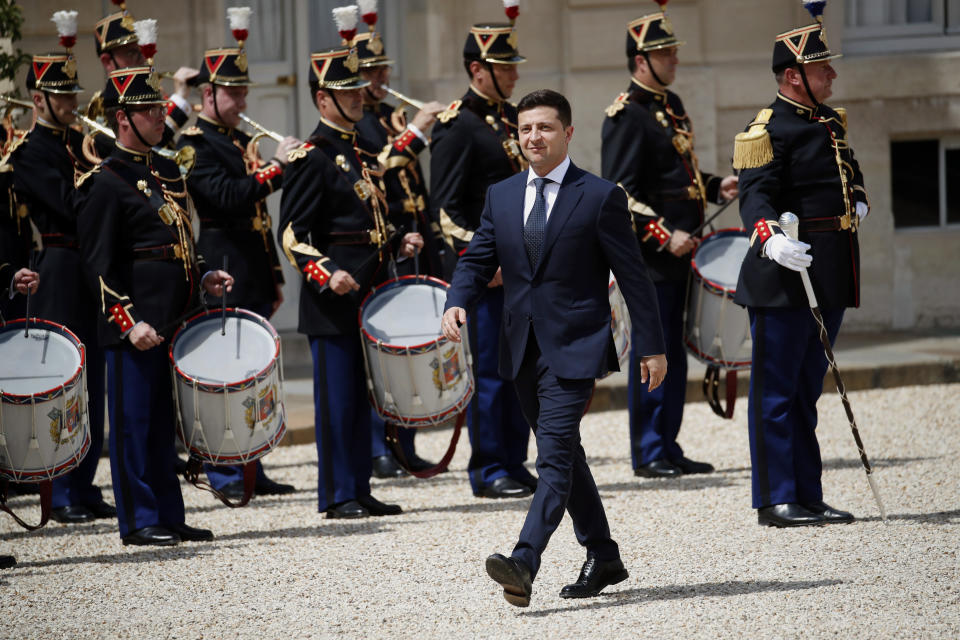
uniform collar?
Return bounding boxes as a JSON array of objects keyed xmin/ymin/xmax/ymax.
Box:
[
  {"xmin": 198, "ymin": 113, "xmax": 236, "ymax": 136},
  {"xmin": 631, "ymin": 77, "xmax": 668, "ymax": 103},
  {"xmin": 113, "ymin": 141, "xmax": 152, "ymax": 164},
  {"xmin": 776, "ymin": 92, "xmax": 817, "ymax": 121},
  {"xmin": 468, "ymin": 85, "xmax": 502, "ymax": 108},
  {"xmin": 319, "ymin": 116, "xmax": 358, "ymax": 143},
  {"xmin": 35, "ymin": 118, "xmax": 67, "ymax": 135}
]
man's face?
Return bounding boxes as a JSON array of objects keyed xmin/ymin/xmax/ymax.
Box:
[
  {"xmin": 472, "ymin": 62, "xmax": 519, "ymax": 100},
  {"xmin": 210, "ymin": 85, "xmax": 247, "ymax": 127},
  {"xmin": 518, "ymin": 105, "xmax": 572, "ymax": 174},
  {"xmin": 360, "ymin": 65, "xmax": 390, "ymax": 102},
  {"xmin": 318, "ymin": 87, "xmax": 364, "ymax": 126},
  {"xmin": 102, "ymin": 43, "xmax": 146, "ymax": 72},
  {"xmin": 33, "ymin": 91, "xmax": 78, "ymax": 125},
  {"xmin": 646, "ymin": 46, "xmax": 678, "ymax": 86},
  {"xmin": 127, "ymin": 104, "xmax": 166, "ymax": 146},
  {"xmin": 802, "ymin": 61, "xmax": 837, "ymax": 103}
]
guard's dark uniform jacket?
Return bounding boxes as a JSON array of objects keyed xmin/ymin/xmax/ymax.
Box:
[
  {"xmin": 733, "ymin": 93, "xmax": 867, "ymax": 310},
  {"xmin": 0, "ymin": 135, "xmax": 33, "ymax": 318},
  {"xmin": 178, "ymin": 115, "xmax": 284, "ymax": 310},
  {"xmin": 11, "ymin": 121, "xmax": 97, "ymax": 340},
  {"xmin": 429, "ymin": 87, "xmax": 526, "ymax": 278},
  {"xmin": 601, "ymin": 79, "xmax": 725, "ymax": 283},
  {"xmin": 77, "ymin": 144, "xmax": 205, "ymax": 347},
  {"xmin": 357, "ymin": 101, "xmax": 441, "ymax": 277},
  {"xmin": 279, "ymin": 118, "xmax": 393, "ymax": 337}
]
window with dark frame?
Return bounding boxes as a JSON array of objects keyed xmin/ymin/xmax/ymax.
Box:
[{"xmin": 891, "ymin": 139, "xmax": 960, "ymax": 229}]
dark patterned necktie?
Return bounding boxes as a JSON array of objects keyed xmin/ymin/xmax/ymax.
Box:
[{"xmin": 524, "ymin": 177, "xmax": 550, "ymax": 267}]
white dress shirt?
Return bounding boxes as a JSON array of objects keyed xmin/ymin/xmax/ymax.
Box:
[{"xmin": 522, "ymin": 155, "xmax": 571, "ymax": 225}]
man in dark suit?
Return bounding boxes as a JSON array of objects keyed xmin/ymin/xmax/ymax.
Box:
[{"xmin": 442, "ymin": 90, "xmax": 666, "ymax": 607}]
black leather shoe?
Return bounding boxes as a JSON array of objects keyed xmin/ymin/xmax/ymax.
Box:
[
  {"xmin": 405, "ymin": 453, "xmax": 438, "ymax": 473},
  {"xmin": 671, "ymin": 456, "xmax": 715, "ymax": 474},
  {"xmin": 560, "ymin": 555, "xmax": 629, "ymax": 599},
  {"xmin": 169, "ymin": 523, "xmax": 214, "ymax": 542},
  {"xmin": 803, "ymin": 501, "xmax": 855, "ymax": 524},
  {"xmin": 485, "ymin": 553, "xmax": 533, "ymax": 608},
  {"xmin": 758, "ymin": 503, "xmax": 826, "ymax": 527},
  {"xmin": 122, "ymin": 526, "xmax": 180, "ymax": 546},
  {"xmin": 372, "ymin": 454, "xmax": 407, "ymax": 478},
  {"xmin": 325, "ymin": 500, "xmax": 369, "ymax": 519},
  {"xmin": 86, "ymin": 500, "xmax": 117, "ymax": 519},
  {"xmin": 357, "ymin": 494, "xmax": 402, "ymax": 516},
  {"xmin": 51, "ymin": 505, "xmax": 96, "ymax": 524},
  {"xmin": 0, "ymin": 555, "xmax": 16, "ymax": 570},
  {"xmin": 256, "ymin": 477, "xmax": 296, "ymax": 495},
  {"xmin": 512, "ymin": 473, "xmax": 539, "ymax": 492},
  {"xmin": 475, "ymin": 476, "xmax": 534, "ymax": 499},
  {"xmin": 634, "ymin": 458, "xmax": 682, "ymax": 478}
]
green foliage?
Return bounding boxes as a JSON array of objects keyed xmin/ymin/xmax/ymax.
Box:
[{"xmin": 0, "ymin": 0, "xmax": 29, "ymax": 91}]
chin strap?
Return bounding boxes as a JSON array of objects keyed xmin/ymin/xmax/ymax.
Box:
[
  {"xmin": 327, "ymin": 90, "xmax": 361, "ymax": 124},
  {"xmin": 797, "ymin": 64, "xmax": 820, "ymax": 111},
  {"xmin": 212, "ymin": 84, "xmax": 227, "ymax": 126},
  {"xmin": 483, "ymin": 61, "xmax": 509, "ymax": 102},
  {"xmin": 641, "ymin": 51, "xmax": 668, "ymax": 88},
  {"xmin": 121, "ymin": 107, "xmax": 156, "ymax": 150},
  {"xmin": 43, "ymin": 92, "xmax": 65, "ymax": 128}
]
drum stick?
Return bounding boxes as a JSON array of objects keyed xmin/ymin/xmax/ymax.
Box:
[
  {"xmin": 779, "ymin": 212, "xmax": 887, "ymax": 522},
  {"xmin": 656, "ymin": 196, "xmax": 739, "ymax": 253},
  {"xmin": 220, "ymin": 256, "xmax": 228, "ymax": 337},
  {"xmin": 331, "ymin": 225, "xmax": 405, "ymax": 292},
  {"xmin": 412, "ymin": 217, "xmax": 420, "ymax": 280},
  {"xmin": 23, "ymin": 250, "xmax": 34, "ymax": 338}
]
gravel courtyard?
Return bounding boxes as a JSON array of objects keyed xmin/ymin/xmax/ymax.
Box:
[{"xmin": 2, "ymin": 383, "xmax": 958, "ymax": 639}]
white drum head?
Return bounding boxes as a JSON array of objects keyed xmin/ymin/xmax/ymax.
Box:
[
  {"xmin": 694, "ymin": 234, "xmax": 750, "ymax": 290},
  {"xmin": 361, "ymin": 282, "xmax": 446, "ymax": 347},
  {"xmin": 173, "ymin": 315, "xmax": 276, "ymax": 384},
  {"xmin": 0, "ymin": 326, "xmax": 82, "ymax": 395}
]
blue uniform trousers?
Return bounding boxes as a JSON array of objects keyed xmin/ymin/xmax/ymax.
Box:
[
  {"xmin": 466, "ymin": 287, "xmax": 532, "ymax": 492},
  {"xmin": 628, "ymin": 281, "xmax": 687, "ymax": 466},
  {"xmin": 52, "ymin": 344, "xmax": 106, "ymax": 509},
  {"xmin": 203, "ymin": 302, "xmax": 272, "ymax": 489},
  {"xmin": 370, "ymin": 410, "xmax": 416, "ymax": 460},
  {"xmin": 511, "ymin": 333, "xmax": 619, "ymax": 579},
  {"xmin": 106, "ymin": 347, "xmax": 185, "ymax": 538},
  {"xmin": 310, "ymin": 334, "xmax": 372, "ymax": 512},
  {"xmin": 747, "ymin": 306, "xmax": 844, "ymax": 508}
]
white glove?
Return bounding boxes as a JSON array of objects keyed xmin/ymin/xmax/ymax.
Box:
[
  {"xmin": 764, "ymin": 234, "xmax": 812, "ymax": 272},
  {"xmin": 856, "ymin": 201, "xmax": 869, "ymax": 220}
]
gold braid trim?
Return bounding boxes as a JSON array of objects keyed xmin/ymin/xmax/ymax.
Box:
[{"xmin": 733, "ymin": 108, "xmax": 774, "ymax": 170}]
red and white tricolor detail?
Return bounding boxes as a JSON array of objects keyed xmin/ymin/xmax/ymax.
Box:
[
  {"xmin": 133, "ymin": 19, "xmax": 158, "ymax": 61},
  {"xmin": 304, "ymin": 260, "xmax": 331, "ymax": 287},
  {"xmin": 332, "ymin": 5, "xmax": 359, "ymax": 44},
  {"xmin": 643, "ymin": 217, "xmax": 671, "ymax": 246},
  {"xmin": 227, "ymin": 6, "xmax": 252, "ymax": 45},
  {"xmin": 754, "ymin": 219, "xmax": 776, "ymax": 244},
  {"xmin": 51, "ymin": 11, "xmax": 79, "ymax": 50},
  {"xmin": 255, "ymin": 163, "xmax": 282, "ymax": 185},
  {"xmin": 108, "ymin": 303, "xmax": 136, "ymax": 332}
]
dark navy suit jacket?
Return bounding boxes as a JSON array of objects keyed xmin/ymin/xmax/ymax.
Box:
[{"xmin": 445, "ymin": 161, "xmax": 665, "ymax": 381}]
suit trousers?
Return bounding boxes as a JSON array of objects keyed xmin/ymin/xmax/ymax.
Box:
[
  {"xmin": 511, "ymin": 331, "xmax": 619, "ymax": 579},
  {"xmin": 628, "ymin": 280, "xmax": 687, "ymax": 466},
  {"xmin": 106, "ymin": 347, "xmax": 186, "ymax": 538},
  {"xmin": 310, "ymin": 334, "xmax": 373, "ymax": 512},
  {"xmin": 466, "ymin": 287, "xmax": 532, "ymax": 491},
  {"xmin": 747, "ymin": 306, "xmax": 844, "ymax": 508}
]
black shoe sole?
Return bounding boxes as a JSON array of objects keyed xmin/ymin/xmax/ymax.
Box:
[
  {"xmin": 485, "ymin": 557, "xmax": 531, "ymax": 607},
  {"xmin": 559, "ymin": 568, "xmax": 629, "ymax": 599},
  {"xmin": 758, "ymin": 517, "xmax": 826, "ymax": 528},
  {"xmin": 122, "ymin": 536, "xmax": 179, "ymax": 547}
]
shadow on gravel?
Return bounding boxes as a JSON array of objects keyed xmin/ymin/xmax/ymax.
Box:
[
  {"xmin": 597, "ymin": 475, "xmax": 740, "ymax": 493},
  {"xmin": 217, "ymin": 521, "xmax": 391, "ymax": 542},
  {"xmin": 409, "ymin": 500, "xmax": 532, "ymax": 515},
  {"xmin": 1, "ymin": 521, "xmax": 116, "ymax": 542},
  {"xmin": 716, "ymin": 455, "xmax": 937, "ymax": 476},
  {"xmin": 521, "ymin": 578, "xmax": 844, "ymax": 617},
  {"xmin": 858, "ymin": 509, "xmax": 960, "ymax": 525},
  {"xmin": 183, "ymin": 491, "xmax": 317, "ymax": 515},
  {"xmin": 8, "ymin": 545, "xmax": 204, "ymax": 570}
]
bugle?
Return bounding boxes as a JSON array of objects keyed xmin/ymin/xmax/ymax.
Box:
[
  {"xmin": 238, "ymin": 112, "xmax": 284, "ymax": 143},
  {"xmin": 382, "ymin": 85, "xmax": 426, "ymax": 111},
  {"xmin": 0, "ymin": 94, "xmax": 34, "ymax": 110}
]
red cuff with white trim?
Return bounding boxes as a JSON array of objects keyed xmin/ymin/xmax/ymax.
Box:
[
  {"xmin": 642, "ymin": 217, "xmax": 671, "ymax": 247},
  {"xmin": 304, "ymin": 260, "xmax": 330, "ymax": 287}
]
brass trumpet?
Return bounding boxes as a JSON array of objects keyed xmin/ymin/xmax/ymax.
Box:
[
  {"xmin": 381, "ymin": 85, "xmax": 425, "ymax": 111},
  {"xmin": 238, "ymin": 112, "xmax": 284, "ymax": 143},
  {"xmin": 0, "ymin": 94, "xmax": 35, "ymax": 110}
]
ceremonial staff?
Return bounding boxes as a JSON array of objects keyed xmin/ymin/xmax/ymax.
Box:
[{"xmin": 779, "ymin": 212, "xmax": 887, "ymax": 522}]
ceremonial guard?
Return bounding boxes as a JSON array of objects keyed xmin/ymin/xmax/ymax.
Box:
[
  {"xmin": 351, "ymin": 1, "xmax": 446, "ymax": 476},
  {"xmin": 601, "ymin": 1, "xmax": 737, "ymax": 479},
  {"xmin": 0, "ymin": 118, "xmax": 32, "ymax": 322},
  {"xmin": 732, "ymin": 1, "xmax": 866, "ymax": 527},
  {"xmin": 12, "ymin": 13, "xmax": 115, "ymax": 524},
  {"xmin": 429, "ymin": 5, "xmax": 537, "ymax": 498},
  {"xmin": 178, "ymin": 7, "xmax": 298, "ymax": 498},
  {"xmin": 77, "ymin": 58, "xmax": 233, "ymax": 545},
  {"xmin": 279, "ymin": 22, "xmax": 421, "ymax": 518}
]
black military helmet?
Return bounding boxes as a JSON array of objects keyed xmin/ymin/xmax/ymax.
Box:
[
  {"xmin": 94, "ymin": 1, "xmax": 138, "ymax": 56},
  {"xmin": 28, "ymin": 11, "xmax": 83, "ymax": 94},
  {"xmin": 355, "ymin": 0, "xmax": 392, "ymax": 67},
  {"xmin": 101, "ymin": 66, "xmax": 165, "ymax": 107},
  {"xmin": 771, "ymin": 0, "xmax": 841, "ymax": 73},
  {"xmin": 625, "ymin": 0, "xmax": 684, "ymax": 58},
  {"xmin": 195, "ymin": 7, "xmax": 255, "ymax": 86},
  {"xmin": 309, "ymin": 48, "xmax": 370, "ymax": 90},
  {"xmin": 463, "ymin": 24, "xmax": 525, "ymax": 64}
]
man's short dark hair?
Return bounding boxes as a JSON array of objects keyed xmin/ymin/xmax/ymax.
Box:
[
  {"xmin": 516, "ymin": 89, "xmax": 572, "ymax": 128},
  {"xmin": 628, "ymin": 55, "xmax": 638, "ymax": 74},
  {"xmin": 104, "ymin": 106, "xmax": 120, "ymax": 133}
]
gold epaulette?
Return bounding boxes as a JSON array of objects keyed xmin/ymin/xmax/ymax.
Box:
[
  {"xmin": 436, "ymin": 100, "xmax": 462, "ymax": 124},
  {"xmin": 286, "ymin": 141, "xmax": 315, "ymax": 164},
  {"xmin": 180, "ymin": 125, "xmax": 203, "ymax": 137},
  {"xmin": 605, "ymin": 92, "xmax": 630, "ymax": 118},
  {"xmin": 75, "ymin": 164, "xmax": 101, "ymax": 189},
  {"xmin": 835, "ymin": 107, "xmax": 848, "ymax": 130},
  {"xmin": 732, "ymin": 108, "xmax": 774, "ymax": 170}
]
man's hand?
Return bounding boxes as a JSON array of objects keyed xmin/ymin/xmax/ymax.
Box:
[
  {"xmin": 128, "ymin": 322, "xmax": 163, "ymax": 351},
  {"xmin": 400, "ymin": 232, "xmax": 423, "ymax": 258},
  {"xmin": 640, "ymin": 354, "xmax": 667, "ymax": 392},
  {"xmin": 202, "ymin": 270, "xmax": 234, "ymax": 297},
  {"xmin": 764, "ymin": 234, "xmax": 812, "ymax": 272},
  {"xmin": 13, "ymin": 268, "xmax": 38, "ymax": 295},
  {"xmin": 441, "ymin": 306, "xmax": 467, "ymax": 343},
  {"xmin": 273, "ymin": 136, "xmax": 301, "ymax": 165},
  {"xmin": 410, "ymin": 101, "xmax": 447, "ymax": 134},
  {"xmin": 720, "ymin": 175, "xmax": 739, "ymax": 201},
  {"xmin": 667, "ymin": 229, "xmax": 698, "ymax": 257},
  {"xmin": 172, "ymin": 67, "xmax": 200, "ymax": 99},
  {"xmin": 486, "ymin": 267, "xmax": 503, "ymax": 288},
  {"xmin": 329, "ymin": 269, "xmax": 360, "ymax": 295},
  {"xmin": 271, "ymin": 283, "xmax": 284, "ymax": 317}
]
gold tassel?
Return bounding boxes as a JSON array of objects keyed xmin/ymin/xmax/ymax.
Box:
[{"xmin": 732, "ymin": 108, "xmax": 774, "ymax": 170}]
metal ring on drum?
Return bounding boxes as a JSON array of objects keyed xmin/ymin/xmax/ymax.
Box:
[
  {"xmin": 358, "ymin": 275, "xmax": 475, "ymax": 428},
  {"xmin": 0, "ymin": 318, "xmax": 91, "ymax": 483},
  {"xmin": 683, "ymin": 228, "xmax": 752, "ymax": 370},
  {"xmin": 169, "ymin": 308, "xmax": 286, "ymax": 466}
]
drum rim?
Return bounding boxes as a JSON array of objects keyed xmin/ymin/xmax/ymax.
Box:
[
  {"xmin": 358, "ymin": 274, "xmax": 453, "ymax": 353},
  {"xmin": 169, "ymin": 307, "xmax": 280, "ymax": 390},
  {"xmin": 683, "ymin": 336, "xmax": 751, "ymax": 370},
  {"xmin": 181, "ymin": 418, "xmax": 287, "ymax": 464},
  {"xmin": 0, "ymin": 318, "xmax": 86, "ymax": 401},
  {"xmin": 690, "ymin": 227, "xmax": 748, "ymax": 297},
  {"xmin": 369, "ymin": 379, "xmax": 474, "ymax": 426},
  {"xmin": 0, "ymin": 428, "xmax": 91, "ymax": 482}
]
